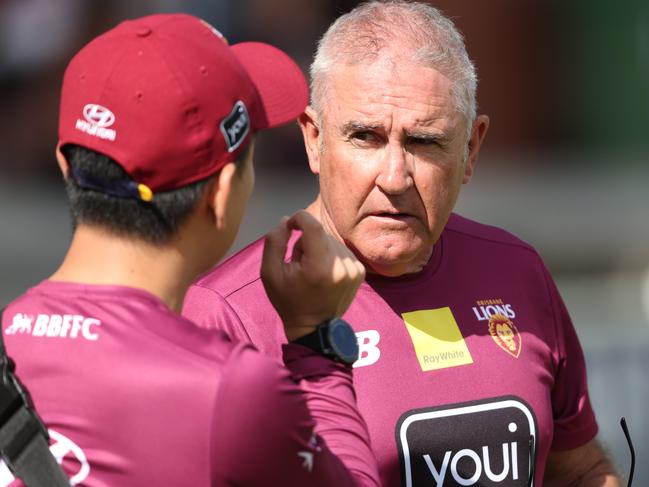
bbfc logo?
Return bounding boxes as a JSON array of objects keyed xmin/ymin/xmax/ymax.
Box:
[
  {"xmin": 397, "ymin": 397, "xmax": 537, "ymax": 487},
  {"xmin": 5, "ymin": 312, "xmax": 101, "ymax": 341},
  {"xmin": 75, "ymin": 103, "xmax": 117, "ymax": 141}
]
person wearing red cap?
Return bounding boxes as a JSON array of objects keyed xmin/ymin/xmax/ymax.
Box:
[{"xmin": 0, "ymin": 13, "xmax": 379, "ymax": 486}]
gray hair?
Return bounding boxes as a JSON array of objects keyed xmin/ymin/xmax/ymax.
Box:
[{"xmin": 310, "ymin": 1, "xmax": 477, "ymax": 139}]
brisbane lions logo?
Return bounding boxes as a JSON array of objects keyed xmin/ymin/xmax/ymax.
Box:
[{"xmin": 488, "ymin": 313, "xmax": 522, "ymax": 358}]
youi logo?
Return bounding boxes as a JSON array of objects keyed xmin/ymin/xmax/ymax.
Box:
[{"xmin": 397, "ymin": 397, "xmax": 537, "ymax": 487}]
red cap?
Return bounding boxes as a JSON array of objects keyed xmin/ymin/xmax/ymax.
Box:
[{"xmin": 58, "ymin": 14, "xmax": 308, "ymax": 194}]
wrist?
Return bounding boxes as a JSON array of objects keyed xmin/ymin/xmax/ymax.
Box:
[
  {"xmin": 284, "ymin": 325, "xmax": 320, "ymax": 342},
  {"xmin": 282, "ymin": 314, "xmax": 331, "ymax": 341},
  {"xmin": 290, "ymin": 318, "xmax": 359, "ymax": 365}
]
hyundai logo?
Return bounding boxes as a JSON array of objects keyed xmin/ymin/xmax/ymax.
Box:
[{"xmin": 83, "ymin": 104, "xmax": 115, "ymax": 128}]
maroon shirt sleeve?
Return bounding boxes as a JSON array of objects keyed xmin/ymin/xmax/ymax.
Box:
[
  {"xmin": 182, "ymin": 284, "xmax": 252, "ymax": 343},
  {"xmin": 542, "ymin": 266, "xmax": 599, "ymax": 450},
  {"xmin": 210, "ymin": 342, "xmax": 380, "ymax": 486}
]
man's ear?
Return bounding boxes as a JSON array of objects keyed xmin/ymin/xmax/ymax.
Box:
[
  {"xmin": 208, "ymin": 162, "xmax": 238, "ymax": 231},
  {"xmin": 55, "ymin": 144, "xmax": 70, "ymax": 178},
  {"xmin": 298, "ymin": 106, "xmax": 322, "ymax": 175},
  {"xmin": 463, "ymin": 114, "xmax": 490, "ymax": 184}
]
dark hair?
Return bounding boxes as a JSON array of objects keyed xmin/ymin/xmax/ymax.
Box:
[{"xmin": 61, "ymin": 144, "xmax": 248, "ymax": 245}]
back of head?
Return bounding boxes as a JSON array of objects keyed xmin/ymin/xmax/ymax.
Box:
[
  {"xmin": 62, "ymin": 144, "xmax": 230, "ymax": 245},
  {"xmin": 57, "ymin": 13, "xmax": 308, "ymax": 245},
  {"xmin": 310, "ymin": 1, "xmax": 477, "ymax": 128}
]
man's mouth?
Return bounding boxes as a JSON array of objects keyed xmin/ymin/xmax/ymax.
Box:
[{"xmin": 367, "ymin": 211, "xmax": 415, "ymax": 221}]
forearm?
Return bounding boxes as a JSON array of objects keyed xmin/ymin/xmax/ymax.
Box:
[
  {"xmin": 544, "ymin": 440, "xmax": 621, "ymax": 487},
  {"xmin": 212, "ymin": 343, "xmax": 379, "ymax": 486},
  {"xmin": 545, "ymin": 472, "xmax": 621, "ymax": 487},
  {"xmin": 545, "ymin": 470, "xmax": 621, "ymax": 487}
]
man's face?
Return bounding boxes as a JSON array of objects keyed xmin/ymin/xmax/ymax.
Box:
[{"xmin": 302, "ymin": 59, "xmax": 488, "ymax": 276}]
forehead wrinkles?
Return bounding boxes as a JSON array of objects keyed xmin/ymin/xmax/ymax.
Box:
[{"xmin": 325, "ymin": 60, "xmax": 457, "ymax": 132}]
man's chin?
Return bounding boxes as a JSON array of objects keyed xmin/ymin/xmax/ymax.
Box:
[{"xmin": 357, "ymin": 247, "xmax": 432, "ymax": 278}]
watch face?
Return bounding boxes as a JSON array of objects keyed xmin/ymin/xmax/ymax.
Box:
[{"xmin": 329, "ymin": 319, "xmax": 359, "ymax": 364}]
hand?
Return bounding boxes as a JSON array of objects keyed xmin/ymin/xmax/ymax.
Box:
[{"xmin": 261, "ymin": 211, "xmax": 365, "ymax": 341}]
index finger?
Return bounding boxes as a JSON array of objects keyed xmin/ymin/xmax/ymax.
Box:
[{"xmin": 286, "ymin": 211, "xmax": 326, "ymax": 253}]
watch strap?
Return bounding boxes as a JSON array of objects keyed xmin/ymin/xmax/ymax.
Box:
[{"xmin": 291, "ymin": 322, "xmax": 328, "ymax": 354}]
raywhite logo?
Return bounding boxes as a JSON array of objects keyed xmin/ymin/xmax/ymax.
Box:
[
  {"xmin": 5, "ymin": 313, "xmax": 100, "ymax": 341},
  {"xmin": 75, "ymin": 103, "xmax": 117, "ymax": 141},
  {"xmin": 353, "ymin": 330, "xmax": 381, "ymax": 368},
  {"xmin": 0, "ymin": 429, "xmax": 90, "ymax": 486}
]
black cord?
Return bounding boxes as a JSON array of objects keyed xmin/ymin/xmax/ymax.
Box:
[
  {"xmin": 528, "ymin": 434, "xmax": 536, "ymax": 487},
  {"xmin": 620, "ymin": 417, "xmax": 635, "ymax": 487}
]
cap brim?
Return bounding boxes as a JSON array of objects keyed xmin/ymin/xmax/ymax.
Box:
[{"xmin": 231, "ymin": 42, "xmax": 308, "ymax": 130}]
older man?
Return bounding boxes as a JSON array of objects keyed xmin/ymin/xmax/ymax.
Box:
[{"xmin": 183, "ymin": 2, "xmax": 620, "ymax": 486}]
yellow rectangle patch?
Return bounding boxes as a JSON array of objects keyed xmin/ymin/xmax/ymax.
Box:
[{"xmin": 402, "ymin": 307, "xmax": 473, "ymax": 371}]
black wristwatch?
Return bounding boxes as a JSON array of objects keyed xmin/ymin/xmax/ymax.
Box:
[{"xmin": 291, "ymin": 318, "xmax": 359, "ymax": 365}]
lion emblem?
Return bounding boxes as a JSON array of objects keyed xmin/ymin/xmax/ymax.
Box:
[
  {"xmin": 488, "ymin": 313, "xmax": 521, "ymax": 358},
  {"xmin": 5, "ymin": 313, "xmax": 33, "ymax": 335}
]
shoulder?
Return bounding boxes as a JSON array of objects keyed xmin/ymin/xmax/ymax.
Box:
[
  {"xmin": 2, "ymin": 281, "xmax": 241, "ymax": 367},
  {"xmin": 192, "ymin": 236, "xmax": 266, "ymax": 298},
  {"xmin": 445, "ymin": 213, "xmax": 540, "ymax": 257},
  {"xmin": 159, "ymin": 311, "xmax": 239, "ymax": 361},
  {"xmin": 444, "ymin": 213, "xmax": 562, "ymax": 324}
]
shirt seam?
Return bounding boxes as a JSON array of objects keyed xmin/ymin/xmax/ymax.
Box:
[
  {"xmin": 189, "ymin": 283, "xmax": 254, "ymax": 343},
  {"xmin": 195, "ymin": 276, "xmax": 262, "ymax": 301}
]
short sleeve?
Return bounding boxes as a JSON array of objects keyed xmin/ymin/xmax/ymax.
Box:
[{"xmin": 544, "ymin": 268, "xmax": 599, "ymax": 450}]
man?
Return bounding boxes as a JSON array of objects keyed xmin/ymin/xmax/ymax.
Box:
[
  {"xmin": 183, "ymin": 2, "xmax": 621, "ymax": 486},
  {"xmin": 0, "ymin": 13, "xmax": 380, "ymax": 486}
]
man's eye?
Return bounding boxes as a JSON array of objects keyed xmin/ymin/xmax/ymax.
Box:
[
  {"xmin": 407, "ymin": 136, "xmax": 438, "ymax": 146},
  {"xmin": 351, "ymin": 131, "xmax": 378, "ymax": 143}
]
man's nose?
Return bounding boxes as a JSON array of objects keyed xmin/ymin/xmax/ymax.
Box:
[{"xmin": 374, "ymin": 143, "xmax": 414, "ymax": 195}]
